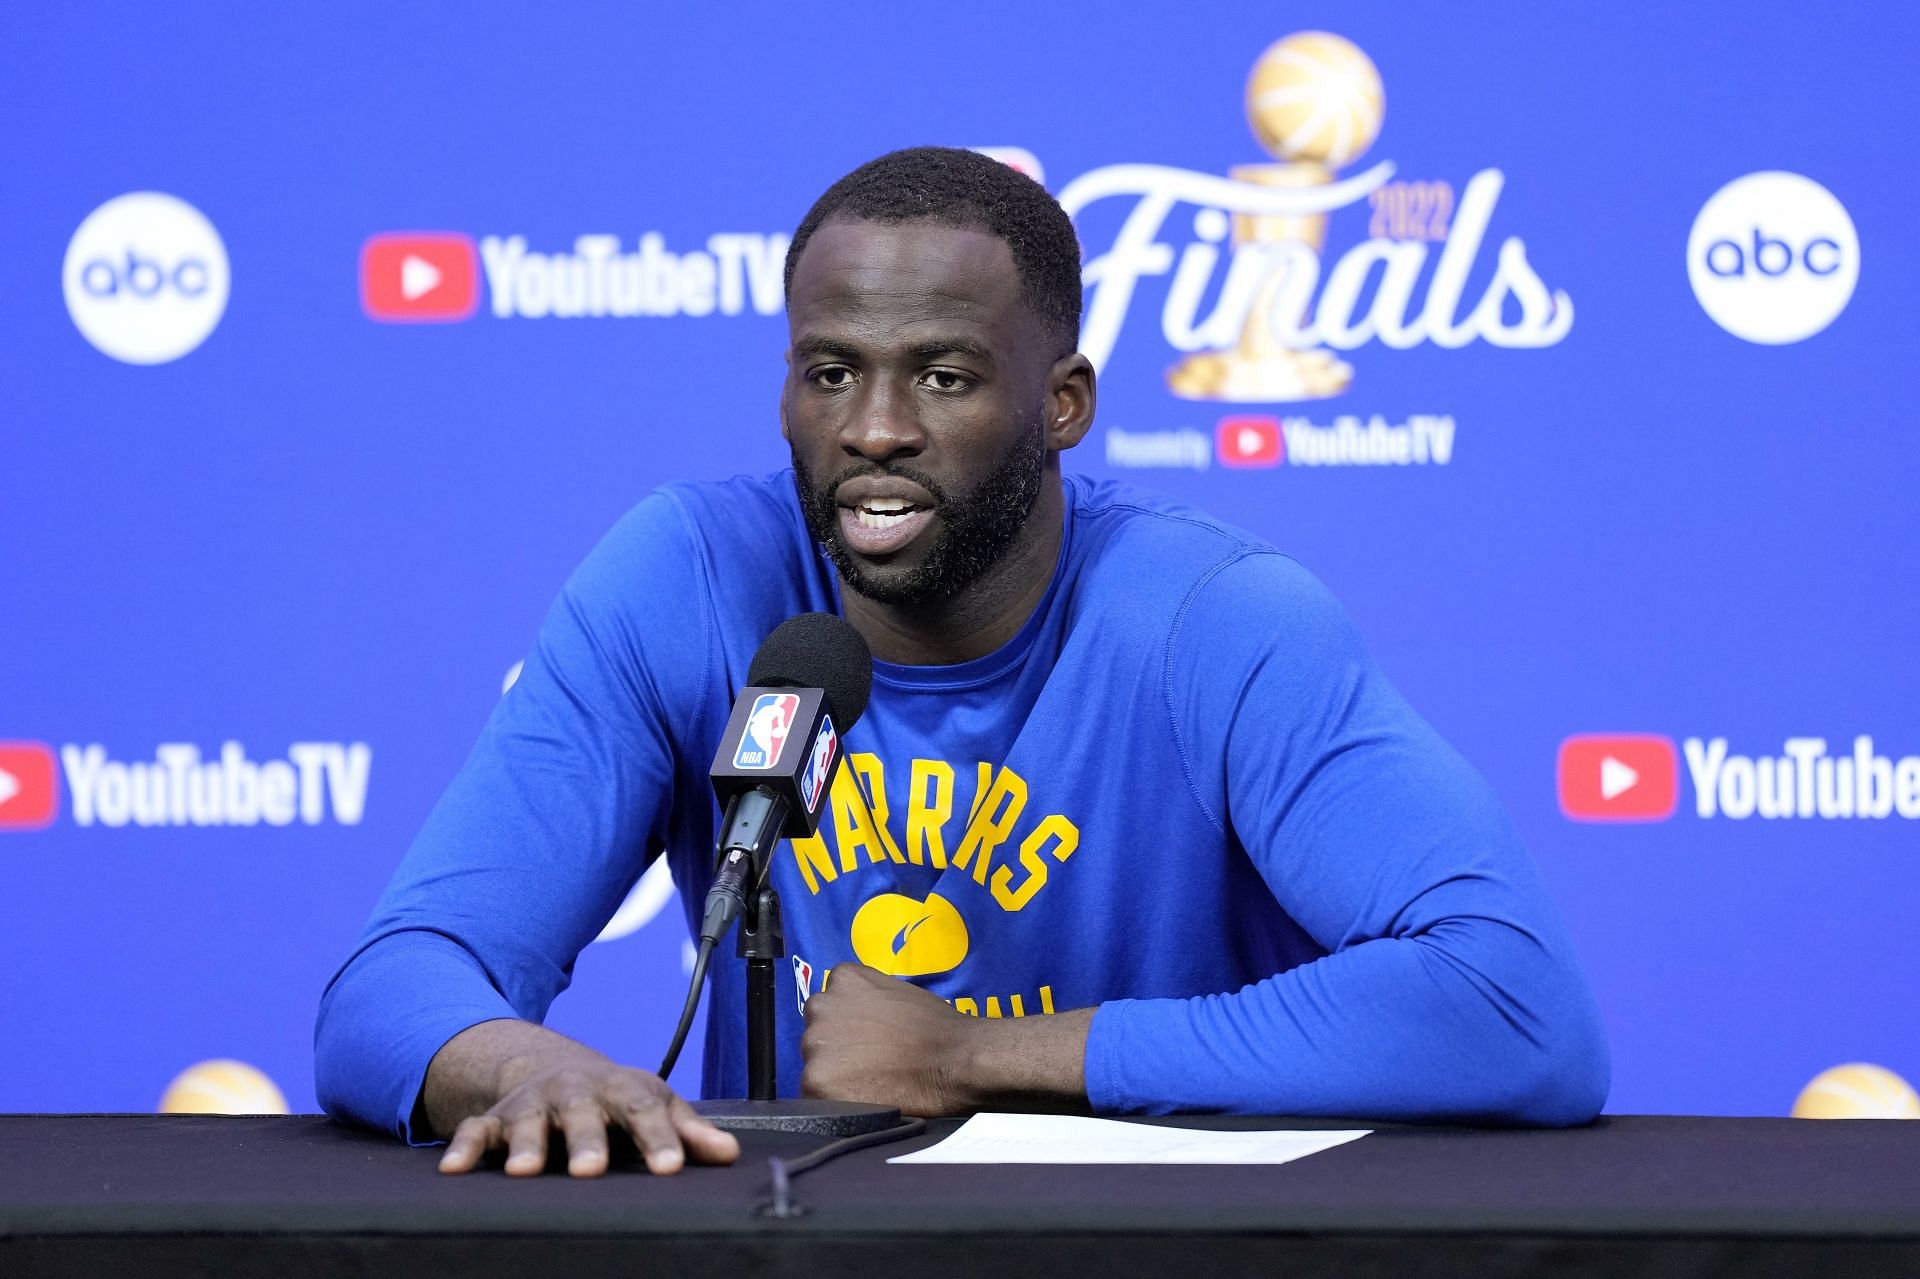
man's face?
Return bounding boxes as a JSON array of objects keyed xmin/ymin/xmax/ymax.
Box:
[{"xmin": 782, "ymin": 218, "xmax": 1056, "ymax": 609}]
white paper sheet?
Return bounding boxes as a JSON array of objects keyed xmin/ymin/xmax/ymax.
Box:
[{"xmin": 886, "ymin": 1113, "xmax": 1370, "ymax": 1165}]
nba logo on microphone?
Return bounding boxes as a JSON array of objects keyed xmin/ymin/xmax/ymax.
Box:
[
  {"xmin": 799, "ymin": 718, "xmax": 838, "ymax": 814},
  {"xmin": 733, "ymin": 693, "xmax": 799, "ymax": 769}
]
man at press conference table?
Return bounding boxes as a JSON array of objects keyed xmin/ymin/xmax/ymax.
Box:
[{"xmin": 313, "ymin": 146, "xmax": 1609, "ymax": 1178}]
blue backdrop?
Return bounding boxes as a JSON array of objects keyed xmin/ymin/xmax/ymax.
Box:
[{"xmin": 3, "ymin": 1, "xmax": 1915, "ymax": 1119}]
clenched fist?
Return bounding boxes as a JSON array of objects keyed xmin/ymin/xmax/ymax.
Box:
[
  {"xmin": 799, "ymin": 963, "xmax": 1095, "ymax": 1116},
  {"xmin": 800, "ymin": 963, "xmax": 979, "ymax": 1115}
]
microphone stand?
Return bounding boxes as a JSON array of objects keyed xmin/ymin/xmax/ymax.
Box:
[
  {"xmin": 693, "ymin": 815, "xmax": 901, "ymax": 1138},
  {"xmin": 741, "ymin": 883, "xmax": 782, "ymax": 1101}
]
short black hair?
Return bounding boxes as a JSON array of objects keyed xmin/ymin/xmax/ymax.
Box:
[{"xmin": 784, "ymin": 146, "xmax": 1082, "ymax": 355}]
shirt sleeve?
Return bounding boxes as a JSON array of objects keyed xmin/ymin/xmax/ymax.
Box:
[
  {"xmin": 1083, "ymin": 550, "xmax": 1610, "ymax": 1124},
  {"xmin": 313, "ymin": 491, "xmax": 714, "ymax": 1143}
]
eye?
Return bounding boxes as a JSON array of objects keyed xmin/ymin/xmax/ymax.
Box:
[
  {"xmin": 921, "ymin": 369, "xmax": 970, "ymax": 392},
  {"xmin": 809, "ymin": 365, "xmax": 856, "ymax": 389}
]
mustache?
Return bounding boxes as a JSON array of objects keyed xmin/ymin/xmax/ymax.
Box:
[{"xmin": 812, "ymin": 461, "xmax": 950, "ymax": 507}]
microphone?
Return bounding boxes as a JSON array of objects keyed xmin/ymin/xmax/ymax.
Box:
[
  {"xmin": 698, "ymin": 614, "xmax": 873, "ymax": 947},
  {"xmin": 663, "ymin": 612, "xmax": 903, "ymax": 1135}
]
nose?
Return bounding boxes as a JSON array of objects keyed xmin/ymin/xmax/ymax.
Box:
[{"xmin": 839, "ymin": 376, "xmax": 925, "ymax": 463}]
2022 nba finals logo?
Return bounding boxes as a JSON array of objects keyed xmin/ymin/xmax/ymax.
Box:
[
  {"xmin": 1063, "ymin": 30, "xmax": 1569, "ymax": 396},
  {"xmin": 1083, "ymin": 30, "xmax": 1567, "ymax": 473}
]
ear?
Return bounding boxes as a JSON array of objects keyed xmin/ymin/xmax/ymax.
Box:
[
  {"xmin": 1044, "ymin": 352, "xmax": 1096, "ymax": 453},
  {"xmin": 778, "ymin": 352, "xmax": 795, "ymax": 443}
]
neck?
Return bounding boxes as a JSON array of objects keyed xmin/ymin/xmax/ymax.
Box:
[{"xmin": 843, "ymin": 477, "xmax": 1065, "ymax": 666}]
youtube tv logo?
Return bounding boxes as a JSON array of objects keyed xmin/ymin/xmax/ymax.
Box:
[
  {"xmin": 1557, "ymin": 734, "xmax": 1678, "ymax": 822},
  {"xmin": 1216, "ymin": 416, "xmax": 1283, "ymax": 468},
  {"xmin": 360, "ymin": 232, "xmax": 478, "ymax": 322},
  {"xmin": 0, "ymin": 742, "xmax": 59, "ymax": 831}
]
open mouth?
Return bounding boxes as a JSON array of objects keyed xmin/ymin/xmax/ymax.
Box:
[
  {"xmin": 852, "ymin": 497, "xmax": 919, "ymax": 531},
  {"xmin": 837, "ymin": 497, "xmax": 935, "ymax": 557}
]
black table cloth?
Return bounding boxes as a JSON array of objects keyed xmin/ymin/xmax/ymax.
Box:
[{"xmin": 2, "ymin": 1113, "xmax": 1916, "ymax": 1277}]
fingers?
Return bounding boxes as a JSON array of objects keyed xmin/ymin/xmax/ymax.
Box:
[
  {"xmin": 668, "ymin": 1095, "xmax": 741, "ymax": 1165},
  {"xmin": 503, "ymin": 1106, "xmax": 552, "ymax": 1176},
  {"xmin": 438, "ymin": 1114, "xmax": 501, "ymax": 1174},
  {"xmin": 557, "ymin": 1094, "xmax": 611, "ymax": 1178},
  {"xmin": 828, "ymin": 961, "xmax": 883, "ymax": 987},
  {"xmin": 438, "ymin": 1066, "xmax": 734, "ymax": 1178},
  {"xmin": 613, "ymin": 1087, "xmax": 686, "ymax": 1175}
]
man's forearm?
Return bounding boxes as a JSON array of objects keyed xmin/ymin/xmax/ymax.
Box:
[
  {"xmin": 960, "ymin": 998, "xmax": 1098, "ymax": 1113},
  {"xmin": 958, "ymin": 1005, "xmax": 1097, "ymax": 1112},
  {"xmin": 1086, "ymin": 937, "xmax": 1608, "ymax": 1123},
  {"xmin": 421, "ymin": 1019, "xmax": 614, "ymax": 1140}
]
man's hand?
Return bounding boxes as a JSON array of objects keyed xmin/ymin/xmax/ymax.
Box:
[
  {"xmin": 799, "ymin": 962, "xmax": 976, "ymax": 1114},
  {"xmin": 799, "ymin": 963, "xmax": 1095, "ymax": 1115},
  {"xmin": 425, "ymin": 1019, "xmax": 739, "ymax": 1177}
]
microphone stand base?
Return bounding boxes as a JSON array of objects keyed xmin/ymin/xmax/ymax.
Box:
[{"xmin": 694, "ymin": 1098, "xmax": 903, "ymax": 1138}]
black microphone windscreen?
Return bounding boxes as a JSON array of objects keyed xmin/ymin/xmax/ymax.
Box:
[{"xmin": 747, "ymin": 613, "xmax": 874, "ymax": 729}]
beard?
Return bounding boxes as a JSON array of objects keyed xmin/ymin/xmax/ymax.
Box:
[{"xmin": 793, "ymin": 414, "xmax": 1048, "ymax": 610}]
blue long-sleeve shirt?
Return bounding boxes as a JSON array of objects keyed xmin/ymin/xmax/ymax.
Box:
[{"xmin": 315, "ymin": 472, "xmax": 1608, "ymax": 1140}]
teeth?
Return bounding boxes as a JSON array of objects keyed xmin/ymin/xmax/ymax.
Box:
[{"xmin": 853, "ymin": 497, "xmax": 920, "ymax": 531}]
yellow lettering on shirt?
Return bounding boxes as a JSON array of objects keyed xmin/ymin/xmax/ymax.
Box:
[
  {"xmin": 905, "ymin": 758, "xmax": 954, "ymax": 868},
  {"xmin": 786, "ymin": 756, "xmax": 1080, "ymax": 911},
  {"xmin": 830, "ymin": 763, "xmax": 903, "ymax": 871},
  {"xmin": 989, "ymin": 812, "xmax": 1081, "ymax": 912},
  {"xmin": 790, "ymin": 827, "xmax": 838, "ymax": 895},
  {"xmin": 848, "ymin": 754, "xmax": 907, "ymax": 864},
  {"xmin": 953, "ymin": 767, "xmax": 1029, "ymax": 886},
  {"xmin": 950, "ymin": 984, "xmax": 1055, "ymax": 1019},
  {"xmin": 968, "ymin": 761, "xmax": 994, "ymax": 822}
]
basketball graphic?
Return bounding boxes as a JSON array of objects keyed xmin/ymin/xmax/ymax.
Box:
[
  {"xmin": 851, "ymin": 891, "xmax": 970, "ymax": 978},
  {"xmin": 158, "ymin": 1059, "xmax": 290, "ymax": 1115},
  {"xmin": 1166, "ymin": 30, "xmax": 1388, "ymax": 403},
  {"xmin": 1245, "ymin": 31, "xmax": 1385, "ymax": 168},
  {"xmin": 1790, "ymin": 1063, "xmax": 1920, "ymax": 1119}
]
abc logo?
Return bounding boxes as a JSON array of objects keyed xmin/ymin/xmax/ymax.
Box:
[
  {"xmin": 1687, "ymin": 171, "xmax": 1858, "ymax": 345},
  {"xmin": 63, "ymin": 192, "xmax": 230, "ymax": 364}
]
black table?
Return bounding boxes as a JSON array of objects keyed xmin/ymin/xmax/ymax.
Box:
[{"xmin": 2, "ymin": 1113, "xmax": 1917, "ymax": 1277}]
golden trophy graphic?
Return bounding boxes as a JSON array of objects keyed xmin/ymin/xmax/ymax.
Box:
[{"xmin": 1168, "ymin": 31, "xmax": 1385, "ymax": 401}]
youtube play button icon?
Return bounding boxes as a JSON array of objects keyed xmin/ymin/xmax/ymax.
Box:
[
  {"xmin": 0, "ymin": 742, "xmax": 59, "ymax": 831},
  {"xmin": 1557, "ymin": 733, "xmax": 1679, "ymax": 822},
  {"xmin": 1216, "ymin": 416, "xmax": 1284, "ymax": 468},
  {"xmin": 360, "ymin": 232, "xmax": 479, "ymax": 322}
]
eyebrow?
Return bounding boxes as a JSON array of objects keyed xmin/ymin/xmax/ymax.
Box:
[
  {"xmin": 790, "ymin": 336, "xmax": 864, "ymax": 362},
  {"xmin": 789, "ymin": 335, "xmax": 997, "ymax": 367},
  {"xmin": 907, "ymin": 337, "xmax": 994, "ymax": 365}
]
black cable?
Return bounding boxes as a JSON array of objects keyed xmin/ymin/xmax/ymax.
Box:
[
  {"xmin": 656, "ymin": 936, "xmax": 716, "ymax": 1083},
  {"xmin": 760, "ymin": 1118, "xmax": 929, "ymax": 1219}
]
